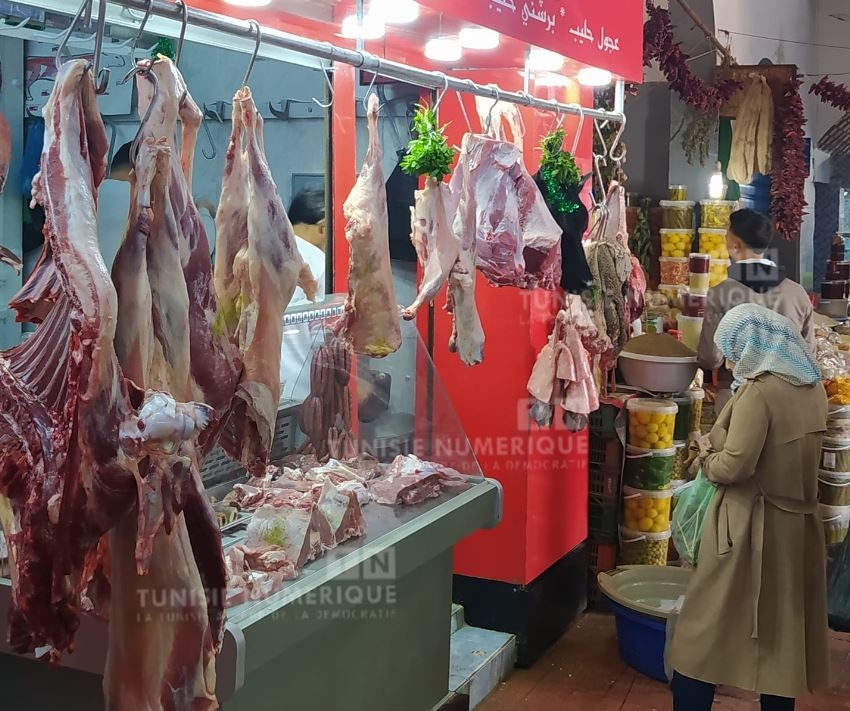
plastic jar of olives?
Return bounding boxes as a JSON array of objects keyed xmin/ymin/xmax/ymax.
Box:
[
  {"xmin": 620, "ymin": 526, "xmax": 671, "ymax": 566},
  {"xmin": 622, "ymin": 486, "xmax": 674, "ymax": 532},
  {"xmin": 624, "ymin": 446, "xmax": 676, "ymax": 490},
  {"xmin": 626, "ymin": 399, "xmax": 678, "ymax": 450},
  {"xmin": 671, "ymin": 441, "xmax": 689, "ymax": 480}
]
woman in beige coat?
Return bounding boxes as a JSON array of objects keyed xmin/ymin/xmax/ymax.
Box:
[{"xmin": 669, "ymin": 304, "xmax": 830, "ymax": 711}]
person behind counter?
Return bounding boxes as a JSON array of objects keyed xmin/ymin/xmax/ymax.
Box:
[
  {"xmin": 670, "ymin": 303, "xmax": 829, "ymax": 711},
  {"xmin": 288, "ymin": 187, "xmax": 327, "ymax": 306},
  {"xmin": 697, "ymin": 208, "xmax": 814, "ymax": 409}
]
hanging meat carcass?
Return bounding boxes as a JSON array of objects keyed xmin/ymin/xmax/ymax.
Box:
[
  {"xmin": 455, "ymin": 130, "xmax": 562, "ymax": 291},
  {"xmin": 0, "ymin": 57, "xmax": 132, "ymax": 659},
  {"xmin": 401, "ymin": 176, "xmax": 460, "ymax": 320},
  {"xmin": 446, "ymin": 134, "xmax": 485, "ymax": 366},
  {"xmin": 0, "ymin": 60, "xmax": 223, "ymax": 711},
  {"xmin": 133, "ymin": 57, "xmax": 241, "ymax": 425},
  {"xmin": 341, "ymin": 94, "xmax": 402, "ymax": 357},
  {"xmin": 213, "ymin": 87, "xmax": 316, "ymax": 475},
  {"xmin": 0, "ymin": 110, "xmax": 10, "ymax": 193}
]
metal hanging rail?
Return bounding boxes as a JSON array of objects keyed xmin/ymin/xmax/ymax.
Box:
[{"xmin": 104, "ymin": 0, "xmax": 626, "ymax": 123}]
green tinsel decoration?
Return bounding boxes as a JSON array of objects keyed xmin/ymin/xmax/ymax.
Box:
[
  {"xmin": 538, "ymin": 128, "xmax": 581, "ymax": 214},
  {"xmin": 151, "ymin": 37, "xmax": 175, "ymax": 60},
  {"xmin": 540, "ymin": 166, "xmax": 580, "ymax": 215}
]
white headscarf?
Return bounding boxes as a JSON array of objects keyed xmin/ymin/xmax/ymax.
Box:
[{"xmin": 714, "ymin": 304, "xmax": 821, "ymax": 391}]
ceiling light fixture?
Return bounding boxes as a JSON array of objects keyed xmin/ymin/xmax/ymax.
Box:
[
  {"xmin": 223, "ymin": 0, "xmax": 272, "ymax": 6},
  {"xmin": 577, "ymin": 67, "xmax": 613, "ymax": 87},
  {"xmin": 425, "ymin": 36, "xmax": 462, "ymax": 62},
  {"xmin": 533, "ymin": 72, "xmax": 570, "ymax": 88},
  {"xmin": 340, "ymin": 14, "xmax": 385, "ymax": 40},
  {"xmin": 371, "ymin": 0, "xmax": 419, "ymax": 24},
  {"xmin": 527, "ymin": 47, "xmax": 564, "ymax": 72},
  {"xmin": 459, "ymin": 27, "xmax": 500, "ymax": 50}
]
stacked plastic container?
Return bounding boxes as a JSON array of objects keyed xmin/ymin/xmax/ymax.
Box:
[
  {"xmin": 699, "ymin": 200, "xmax": 736, "ymax": 287},
  {"xmin": 621, "ymin": 399, "xmax": 678, "ymax": 565},
  {"xmin": 660, "ymin": 196, "xmax": 695, "ymax": 291},
  {"xmin": 820, "ymin": 405, "xmax": 850, "ymax": 547}
]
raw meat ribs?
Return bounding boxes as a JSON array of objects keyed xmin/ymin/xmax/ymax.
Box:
[
  {"xmin": 0, "ymin": 59, "xmax": 224, "ymax": 711},
  {"xmin": 342, "ymin": 94, "xmax": 402, "ymax": 357},
  {"xmin": 0, "ymin": 52, "xmax": 323, "ymax": 711}
]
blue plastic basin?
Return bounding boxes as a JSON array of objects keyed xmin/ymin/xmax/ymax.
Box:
[{"xmin": 608, "ymin": 600, "xmax": 669, "ymax": 682}]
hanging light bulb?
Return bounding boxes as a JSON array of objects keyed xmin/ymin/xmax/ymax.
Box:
[
  {"xmin": 424, "ymin": 37, "xmax": 463, "ymax": 62},
  {"xmin": 340, "ymin": 14, "xmax": 386, "ymax": 40},
  {"xmin": 577, "ymin": 67, "xmax": 613, "ymax": 87},
  {"xmin": 527, "ymin": 47, "xmax": 564, "ymax": 72},
  {"xmin": 459, "ymin": 27, "xmax": 500, "ymax": 50},
  {"xmin": 371, "ymin": 0, "xmax": 419, "ymax": 25},
  {"xmin": 708, "ymin": 161, "xmax": 726, "ymax": 199}
]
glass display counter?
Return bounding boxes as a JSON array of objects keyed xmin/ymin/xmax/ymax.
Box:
[{"xmin": 0, "ymin": 300, "xmax": 502, "ymax": 711}]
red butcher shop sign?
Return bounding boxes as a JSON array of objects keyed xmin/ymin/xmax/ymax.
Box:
[{"xmin": 419, "ymin": 0, "xmax": 644, "ymax": 82}]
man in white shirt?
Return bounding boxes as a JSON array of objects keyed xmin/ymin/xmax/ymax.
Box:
[
  {"xmin": 288, "ymin": 188, "xmax": 326, "ymax": 306},
  {"xmin": 282, "ymin": 188, "xmax": 328, "ymax": 405}
]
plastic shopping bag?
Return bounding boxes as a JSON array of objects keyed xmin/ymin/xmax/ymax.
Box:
[
  {"xmin": 670, "ymin": 470, "xmax": 717, "ymax": 567},
  {"xmin": 663, "ymin": 594, "xmax": 685, "ymax": 682}
]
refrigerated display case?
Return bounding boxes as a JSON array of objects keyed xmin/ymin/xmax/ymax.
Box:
[{"xmin": 0, "ymin": 301, "xmax": 502, "ymax": 710}]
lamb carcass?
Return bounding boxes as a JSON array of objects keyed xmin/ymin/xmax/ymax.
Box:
[
  {"xmin": 458, "ymin": 132, "xmax": 562, "ymax": 290},
  {"xmin": 111, "ymin": 137, "xmax": 163, "ymax": 386},
  {"xmin": 402, "ymin": 176, "xmax": 460, "ymax": 320},
  {"xmin": 0, "ymin": 110, "xmax": 9, "ymax": 193},
  {"xmin": 212, "ymin": 88, "xmax": 249, "ymax": 336},
  {"xmin": 216, "ymin": 87, "xmax": 316, "ymax": 475},
  {"xmin": 134, "ymin": 57, "xmax": 241, "ymax": 427},
  {"xmin": 342, "ymin": 94, "xmax": 401, "ymax": 357},
  {"xmin": 445, "ymin": 134, "xmax": 485, "ymax": 366}
]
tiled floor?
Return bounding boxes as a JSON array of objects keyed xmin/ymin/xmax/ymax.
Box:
[{"xmin": 478, "ymin": 613, "xmax": 850, "ymax": 711}]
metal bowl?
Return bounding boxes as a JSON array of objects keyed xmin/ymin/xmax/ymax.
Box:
[
  {"xmin": 618, "ymin": 351, "xmax": 698, "ymax": 395},
  {"xmin": 818, "ymin": 298, "xmax": 849, "ymax": 319}
]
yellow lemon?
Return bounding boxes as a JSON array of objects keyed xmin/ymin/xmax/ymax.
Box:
[
  {"xmin": 638, "ymin": 517, "xmax": 654, "ymax": 532},
  {"xmin": 646, "ymin": 508, "xmax": 658, "ymax": 520}
]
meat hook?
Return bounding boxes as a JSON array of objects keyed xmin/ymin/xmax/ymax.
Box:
[
  {"xmin": 55, "ymin": 0, "xmax": 91, "ymax": 71},
  {"xmin": 311, "ymin": 62, "xmax": 335, "ymax": 109},
  {"xmin": 432, "ymin": 72, "xmax": 449, "ymax": 113},
  {"xmin": 92, "ymin": 0, "xmax": 111, "ymax": 95},
  {"xmin": 174, "ymin": 0, "xmax": 189, "ymax": 67},
  {"xmin": 571, "ymin": 104, "xmax": 585, "ymax": 155},
  {"xmin": 120, "ymin": 62, "xmax": 159, "ymax": 165},
  {"xmin": 241, "ymin": 19, "xmax": 261, "ymax": 88},
  {"xmin": 203, "ymin": 101, "xmax": 228, "ymax": 123},
  {"xmin": 484, "ymin": 84, "xmax": 501, "ymax": 135},
  {"xmin": 200, "ymin": 115, "xmax": 216, "ymax": 159},
  {"xmin": 0, "ymin": 17, "xmax": 30, "ymax": 32},
  {"xmin": 608, "ymin": 114, "xmax": 627, "ymax": 163},
  {"xmin": 361, "ymin": 54, "xmax": 384, "ymax": 111},
  {"xmin": 128, "ymin": 0, "xmax": 154, "ymax": 61}
]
